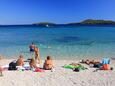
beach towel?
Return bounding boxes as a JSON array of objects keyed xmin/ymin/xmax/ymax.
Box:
[
  {"xmin": 17, "ymin": 66, "xmax": 25, "ymax": 71},
  {"xmin": 64, "ymin": 64, "xmax": 86, "ymax": 70},
  {"xmin": 64, "ymin": 65, "xmax": 75, "ymax": 69},
  {"xmin": 35, "ymin": 68, "xmax": 44, "ymax": 72},
  {"xmin": 24, "ymin": 63, "xmax": 31, "ymax": 70},
  {"xmin": 75, "ymin": 65, "xmax": 86, "ymax": 70}
]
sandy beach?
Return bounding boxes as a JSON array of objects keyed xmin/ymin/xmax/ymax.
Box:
[{"xmin": 0, "ymin": 58, "xmax": 115, "ymax": 86}]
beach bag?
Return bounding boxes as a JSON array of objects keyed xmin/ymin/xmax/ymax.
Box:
[
  {"xmin": 8, "ymin": 62, "xmax": 17, "ymax": 70},
  {"xmin": 102, "ymin": 64, "xmax": 110, "ymax": 70}
]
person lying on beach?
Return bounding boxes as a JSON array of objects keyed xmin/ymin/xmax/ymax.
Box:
[
  {"xmin": 81, "ymin": 59, "xmax": 102, "ymax": 68},
  {"xmin": 70, "ymin": 63, "xmax": 81, "ymax": 66},
  {"xmin": 16, "ymin": 55, "xmax": 24, "ymax": 66},
  {"xmin": 43, "ymin": 56, "xmax": 54, "ymax": 70},
  {"xmin": 34, "ymin": 46, "xmax": 41, "ymax": 64},
  {"xmin": 81, "ymin": 59, "xmax": 100, "ymax": 65},
  {"xmin": 64, "ymin": 62, "xmax": 87, "ymax": 72}
]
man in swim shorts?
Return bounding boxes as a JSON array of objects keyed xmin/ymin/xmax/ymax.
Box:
[{"xmin": 29, "ymin": 42, "xmax": 36, "ymax": 52}]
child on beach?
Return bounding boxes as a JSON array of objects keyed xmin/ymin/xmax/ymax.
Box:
[{"xmin": 43, "ymin": 56, "xmax": 54, "ymax": 70}]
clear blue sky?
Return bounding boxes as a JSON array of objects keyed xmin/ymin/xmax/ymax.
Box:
[{"xmin": 0, "ymin": 0, "xmax": 115, "ymax": 24}]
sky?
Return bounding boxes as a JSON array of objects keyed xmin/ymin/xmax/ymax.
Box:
[{"xmin": 0, "ymin": 0, "xmax": 115, "ymax": 24}]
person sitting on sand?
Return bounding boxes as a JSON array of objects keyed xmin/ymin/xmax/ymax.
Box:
[
  {"xmin": 34, "ymin": 46, "xmax": 41, "ymax": 64},
  {"xmin": 29, "ymin": 58, "xmax": 38, "ymax": 69},
  {"xmin": 29, "ymin": 42, "xmax": 36, "ymax": 52},
  {"xmin": 16, "ymin": 55, "xmax": 24, "ymax": 66},
  {"xmin": 29, "ymin": 58, "xmax": 44, "ymax": 72},
  {"xmin": 43, "ymin": 56, "xmax": 54, "ymax": 70}
]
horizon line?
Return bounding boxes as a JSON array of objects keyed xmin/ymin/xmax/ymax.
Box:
[{"xmin": 0, "ymin": 19, "xmax": 115, "ymax": 25}]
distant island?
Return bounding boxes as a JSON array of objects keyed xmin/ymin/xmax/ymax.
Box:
[
  {"xmin": 1, "ymin": 19, "xmax": 115, "ymax": 27},
  {"xmin": 33, "ymin": 19, "xmax": 115, "ymax": 27},
  {"xmin": 68, "ymin": 19, "xmax": 115, "ymax": 25}
]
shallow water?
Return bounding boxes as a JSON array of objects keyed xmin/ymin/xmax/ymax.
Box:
[{"xmin": 0, "ymin": 25, "xmax": 115, "ymax": 59}]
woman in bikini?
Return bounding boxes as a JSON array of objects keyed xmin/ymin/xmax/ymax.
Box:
[
  {"xmin": 34, "ymin": 46, "xmax": 41, "ymax": 64},
  {"xmin": 43, "ymin": 56, "xmax": 54, "ymax": 70}
]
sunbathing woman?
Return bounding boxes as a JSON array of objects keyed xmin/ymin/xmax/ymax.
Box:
[
  {"xmin": 81, "ymin": 59, "xmax": 102, "ymax": 68},
  {"xmin": 29, "ymin": 58, "xmax": 44, "ymax": 72},
  {"xmin": 16, "ymin": 55, "xmax": 24, "ymax": 66},
  {"xmin": 43, "ymin": 56, "xmax": 54, "ymax": 70},
  {"xmin": 29, "ymin": 58, "xmax": 38, "ymax": 69},
  {"xmin": 70, "ymin": 63, "xmax": 81, "ymax": 66}
]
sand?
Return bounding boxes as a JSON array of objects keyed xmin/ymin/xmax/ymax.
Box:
[{"xmin": 0, "ymin": 59, "xmax": 115, "ymax": 86}]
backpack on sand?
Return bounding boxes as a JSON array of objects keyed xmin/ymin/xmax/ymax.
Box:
[{"xmin": 8, "ymin": 62, "xmax": 17, "ymax": 70}]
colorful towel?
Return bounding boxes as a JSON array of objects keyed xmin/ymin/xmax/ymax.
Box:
[{"xmin": 64, "ymin": 64, "xmax": 86, "ymax": 70}]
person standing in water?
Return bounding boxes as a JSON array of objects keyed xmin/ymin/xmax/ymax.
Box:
[
  {"xmin": 34, "ymin": 46, "xmax": 41, "ymax": 64},
  {"xmin": 29, "ymin": 43, "xmax": 36, "ymax": 52}
]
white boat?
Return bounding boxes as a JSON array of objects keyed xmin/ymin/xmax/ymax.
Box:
[{"xmin": 46, "ymin": 24, "xmax": 49, "ymax": 27}]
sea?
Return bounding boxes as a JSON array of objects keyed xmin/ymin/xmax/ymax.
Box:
[{"xmin": 0, "ymin": 25, "xmax": 115, "ymax": 60}]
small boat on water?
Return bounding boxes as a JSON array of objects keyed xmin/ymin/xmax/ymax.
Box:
[{"xmin": 46, "ymin": 24, "xmax": 49, "ymax": 27}]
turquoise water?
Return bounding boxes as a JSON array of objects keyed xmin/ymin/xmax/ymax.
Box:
[{"xmin": 0, "ymin": 25, "xmax": 115, "ymax": 59}]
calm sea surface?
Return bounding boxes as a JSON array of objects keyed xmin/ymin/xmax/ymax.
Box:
[{"xmin": 0, "ymin": 25, "xmax": 115, "ymax": 59}]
